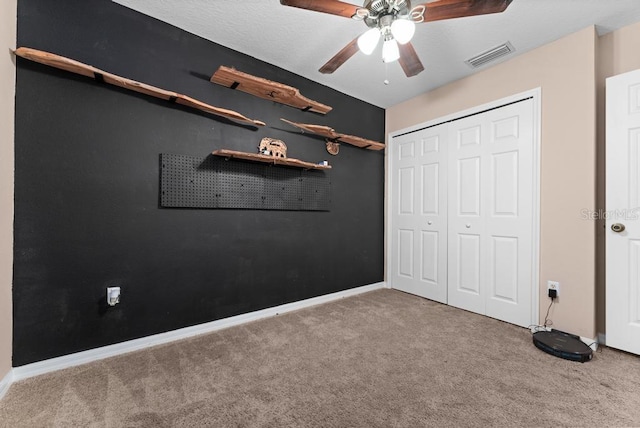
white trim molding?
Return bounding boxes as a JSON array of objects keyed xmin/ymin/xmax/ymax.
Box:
[
  {"xmin": 0, "ymin": 370, "xmax": 12, "ymax": 400},
  {"xmin": 583, "ymin": 336, "xmax": 599, "ymax": 352},
  {"xmin": 11, "ymin": 282, "xmax": 385, "ymax": 383}
]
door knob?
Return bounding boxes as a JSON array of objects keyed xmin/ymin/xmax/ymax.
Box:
[
  {"xmin": 428, "ymin": 221, "xmax": 433, "ymax": 225},
  {"xmin": 466, "ymin": 224, "xmax": 471, "ymax": 228},
  {"xmin": 611, "ymin": 223, "xmax": 626, "ymax": 233}
]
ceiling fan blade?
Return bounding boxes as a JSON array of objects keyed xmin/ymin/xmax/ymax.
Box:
[
  {"xmin": 416, "ymin": 0, "xmax": 513, "ymax": 23},
  {"xmin": 280, "ymin": 0, "xmax": 360, "ymax": 18},
  {"xmin": 319, "ymin": 37, "xmax": 359, "ymax": 74},
  {"xmin": 398, "ymin": 42, "xmax": 425, "ymax": 77}
]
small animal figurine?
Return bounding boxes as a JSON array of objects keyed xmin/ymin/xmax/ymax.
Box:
[{"xmin": 259, "ymin": 137, "xmax": 288, "ymax": 158}]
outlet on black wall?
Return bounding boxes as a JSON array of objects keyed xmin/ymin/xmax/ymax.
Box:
[{"xmin": 13, "ymin": 0, "xmax": 385, "ymax": 365}]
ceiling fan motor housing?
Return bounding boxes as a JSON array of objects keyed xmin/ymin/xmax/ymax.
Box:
[
  {"xmin": 365, "ymin": 0, "xmax": 410, "ymax": 14},
  {"xmin": 361, "ymin": 0, "xmax": 412, "ymax": 28}
]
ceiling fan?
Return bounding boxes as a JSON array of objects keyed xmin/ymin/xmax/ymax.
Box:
[{"xmin": 280, "ymin": 0, "xmax": 513, "ymax": 78}]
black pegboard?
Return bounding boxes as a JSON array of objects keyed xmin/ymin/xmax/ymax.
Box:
[{"xmin": 160, "ymin": 153, "xmax": 331, "ymax": 211}]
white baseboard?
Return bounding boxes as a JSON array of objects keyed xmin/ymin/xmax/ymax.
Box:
[
  {"xmin": 11, "ymin": 282, "xmax": 385, "ymax": 383},
  {"xmin": 582, "ymin": 336, "xmax": 599, "ymax": 351},
  {"xmin": 0, "ymin": 370, "xmax": 12, "ymax": 400}
]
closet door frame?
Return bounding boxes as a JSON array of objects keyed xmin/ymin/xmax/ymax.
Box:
[{"xmin": 386, "ymin": 88, "xmax": 542, "ymax": 327}]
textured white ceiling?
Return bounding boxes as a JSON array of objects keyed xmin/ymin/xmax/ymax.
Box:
[{"xmin": 112, "ymin": 0, "xmax": 640, "ymax": 108}]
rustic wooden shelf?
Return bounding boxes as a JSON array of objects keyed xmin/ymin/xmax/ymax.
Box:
[
  {"xmin": 210, "ymin": 66, "xmax": 332, "ymax": 115},
  {"xmin": 280, "ymin": 118, "xmax": 385, "ymax": 151},
  {"xmin": 14, "ymin": 47, "xmax": 266, "ymax": 127},
  {"xmin": 212, "ymin": 149, "xmax": 331, "ymax": 170}
]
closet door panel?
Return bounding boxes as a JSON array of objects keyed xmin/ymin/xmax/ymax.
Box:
[
  {"xmin": 390, "ymin": 126, "xmax": 448, "ymax": 303},
  {"xmin": 484, "ymin": 100, "xmax": 534, "ymax": 327},
  {"xmin": 448, "ymin": 115, "xmax": 486, "ymax": 314},
  {"xmin": 448, "ymin": 99, "xmax": 534, "ymax": 327}
]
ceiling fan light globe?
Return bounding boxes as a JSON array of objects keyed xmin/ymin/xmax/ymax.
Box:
[
  {"xmin": 391, "ymin": 18, "xmax": 415, "ymax": 44},
  {"xmin": 357, "ymin": 28, "xmax": 380, "ymax": 55},
  {"xmin": 382, "ymin": 38, "xmax": 400, "ymax": 63}
]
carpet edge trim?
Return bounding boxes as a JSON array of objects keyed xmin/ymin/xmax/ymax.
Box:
[{"xmin": 10, "ymin": 282, "xmax": 386, "ymax": 383}]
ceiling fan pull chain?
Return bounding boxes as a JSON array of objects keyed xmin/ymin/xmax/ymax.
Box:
[{"xmin": 384, "ymin": 62, "xmax": 390, "ymax": 85}]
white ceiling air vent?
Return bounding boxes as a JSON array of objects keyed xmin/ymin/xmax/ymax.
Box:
[{"xmin": 465, "ymin": 42, "xmax": 515, "ymax": 69}]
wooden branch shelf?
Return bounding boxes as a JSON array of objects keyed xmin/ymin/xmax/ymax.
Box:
[
  {"xmin": 14, "ymin": 47, "xmax": 266, "ymax": 127},
  {"xmin": 210, "ymin": 66, "xmax": 332, "ymax": 115},
  {"xmin": 281, "ymin": 118, "xmax": 385, "ymax": 151},
  {"xmin": 212, "ymin": 149, "xmax": 331, "ymax": 170}
]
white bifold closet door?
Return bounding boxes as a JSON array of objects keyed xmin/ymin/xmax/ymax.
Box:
[
  {"xmin": 447, "ymin": 99, "xmax": 534, "ymax": 327},
  {"xmin": 390, "ymin": 98, "xmax": 536, "ymax": 328},
  {"xmin": 390, "ymin": 125, "xmax": 449, "ymax": 303}
]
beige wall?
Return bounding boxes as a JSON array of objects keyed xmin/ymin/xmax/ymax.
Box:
[
  {"xmin": 1, "ymin": 0, "xmax": 17, "ymax": 378},
  {"xmin": 595, "ymin": 21, "xmax": 640, "ymax": 337},
  {"xmin": 386, "ymin": 27, "xmax": 598, "ymax": 339}
]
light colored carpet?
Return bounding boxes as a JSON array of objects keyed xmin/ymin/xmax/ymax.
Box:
[{"xmin": 1, "ymin": 289, "xmax": 640, "ymax": 427}]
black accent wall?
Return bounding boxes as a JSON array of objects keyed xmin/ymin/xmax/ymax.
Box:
[{"xmin": 13, "ymin": 0, "xmax": 384, "ymax": 366}]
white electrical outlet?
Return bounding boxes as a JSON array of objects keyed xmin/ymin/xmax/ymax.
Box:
[
  {"xmin": 547, "ymin": 281, "xmax": 560, "ymax": 296},
  {"xmin": 107, "ymin": 287, "xmax": 121, "ymax": 306}
]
